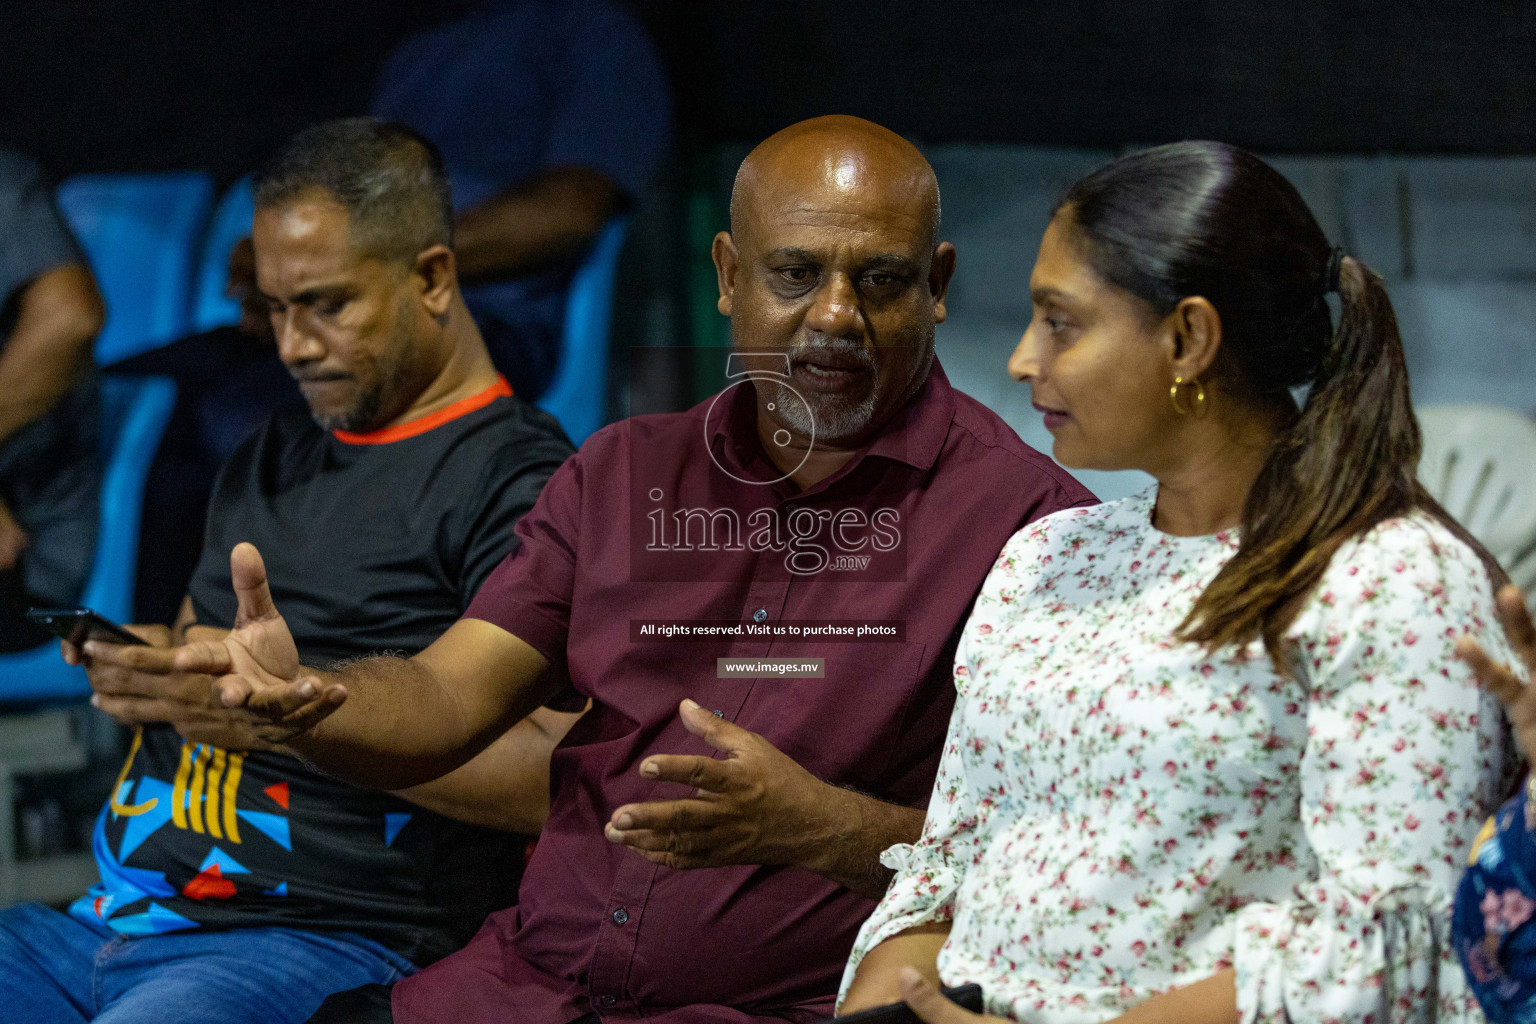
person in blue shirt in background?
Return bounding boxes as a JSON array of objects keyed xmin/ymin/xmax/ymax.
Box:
[
  {"xmin": 1457, "ymin": 586, "xmax": 1536, "ymax": 1021},
  {"xmin": 371, "ymin": 0, "xmax": 671, "ymax": 400}
]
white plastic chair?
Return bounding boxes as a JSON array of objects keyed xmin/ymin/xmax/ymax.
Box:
[{"xmin": 1417, "ymin": 404, "xmax": 1536, "ymax": 591}]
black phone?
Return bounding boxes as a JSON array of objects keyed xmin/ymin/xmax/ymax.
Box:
[
  {"xmin": 25, "ymin": 606, "xmax": 148, "ymax": 648},
  {"xmin": 832, "ymin": 984, "xmax": 984, "ymax": 1024}
]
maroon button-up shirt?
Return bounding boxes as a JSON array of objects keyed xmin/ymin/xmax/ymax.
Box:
[{"xmin": 393, "ymin": 360, "xmax": 1094, "ymax": 1024}]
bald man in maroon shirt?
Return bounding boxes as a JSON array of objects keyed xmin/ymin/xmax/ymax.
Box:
[{"xmin": 174, "ymin": 116, "xmax": 1095, "ymax": 1024}]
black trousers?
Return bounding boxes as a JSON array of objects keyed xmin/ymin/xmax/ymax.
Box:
[
  {"xmin": 306, "ymin": 983, "xmax": 396, "ymax": 1024},
  {"xmin": 307, "ymin": 984, "xmax": 607, "ymax": 1024}
]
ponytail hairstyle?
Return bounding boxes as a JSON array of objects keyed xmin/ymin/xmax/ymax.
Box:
[{"xmin": 1056, "ymin": 141, "xmax": 1505, "ymax": 671}]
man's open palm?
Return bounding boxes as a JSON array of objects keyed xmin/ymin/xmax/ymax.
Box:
[{"xmin": 173, "ymin": 542, "xmax": 347, "ymax": 742}]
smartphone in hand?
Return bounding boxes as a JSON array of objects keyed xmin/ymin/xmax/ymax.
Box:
[
  {"xmin": 833, "ymin": 984, "xmax": 984, "ymax": 1024},
  {"xmin": 25, "ymin": 606, "xmax": 149, "ymax": 648}
]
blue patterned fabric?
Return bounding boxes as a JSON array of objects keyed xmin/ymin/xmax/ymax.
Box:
[{"xmin": 1456, "ymin": 777, "xmax": 1536, "ymax": 1020}]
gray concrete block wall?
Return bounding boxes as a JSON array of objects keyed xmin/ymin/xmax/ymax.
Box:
[
  {"xmin": 926, "ymin": 145, "xmax": 1536, "ymax": 502},
  {"xmin": 932, "ymin": 147, "xmax": 1113, "ymax": 322},
  {"xmin": 1389, "ymin": 159, "xmax": 1536, "ymax": 280}
]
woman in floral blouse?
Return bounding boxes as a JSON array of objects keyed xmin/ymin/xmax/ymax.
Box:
[{"xmin": 837, "ymin": 141, "xmax": 1518, "ymax": 1023}]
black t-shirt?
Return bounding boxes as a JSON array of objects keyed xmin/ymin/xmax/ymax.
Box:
[{"xmin": 75, "ymin": 382, "xmax": 573, "ymax": 964}]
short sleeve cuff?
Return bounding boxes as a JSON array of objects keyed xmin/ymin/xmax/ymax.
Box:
[
  {"xmin": 462, "ymin": 594, "xmax": 568, "ymax": 670},
  {"xmin": 462, "ymin": 530, "xmax": 573, "ymax": 672}
]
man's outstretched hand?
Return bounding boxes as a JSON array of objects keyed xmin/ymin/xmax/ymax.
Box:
[
  {"xmin": 1457, "ymin": 584, "xmax": 1536, "ymax": 763},
  {"xmin": 603, "ymin": 698, "xmax": 833, "ymax": 871},
  {"xmin": 166, "ymin": 542, "xmax": 347, "ymax": 743}
]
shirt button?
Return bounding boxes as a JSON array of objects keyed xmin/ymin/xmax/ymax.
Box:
[
  {"xmin": 752, "ymin": 608, "xmax": 767, "ymax": 622},
  {"xmin": 599, "ymin": 995, "xmax": 617, "ymax": 1007},
  {"xmin": 612, "ymin": 907, "xmax": 629, "ymax": 925}
]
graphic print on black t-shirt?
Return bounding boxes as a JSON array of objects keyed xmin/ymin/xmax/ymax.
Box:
[{"xmin": 68, "ymin": 382, "xmax": 573, "ymax": 963}]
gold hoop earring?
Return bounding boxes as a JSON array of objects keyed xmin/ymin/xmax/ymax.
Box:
[
  {"xmin": 1170, "ymin": 376, "xmax": 1190, "ymax": 416},
  {"xmin": 1169, "ymin": 376, "xmax": 1209, "ymax": 418}
]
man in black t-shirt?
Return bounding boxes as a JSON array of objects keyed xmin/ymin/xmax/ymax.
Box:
[{"xmin": 0, "ymin": 120, "xmax": 577, "ymax": 1024}]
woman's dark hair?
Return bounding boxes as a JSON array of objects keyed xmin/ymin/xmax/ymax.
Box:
[{"xmin": 1055, "ymin": 140, "xmax": 1504, "ymax": 670}]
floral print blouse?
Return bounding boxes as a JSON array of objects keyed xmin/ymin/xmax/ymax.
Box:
[{"xmin": 840, "ymin": 487, "xmax": 1517, "ymax": 1023}]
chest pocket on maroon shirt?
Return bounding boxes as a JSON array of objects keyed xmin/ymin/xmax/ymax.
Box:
[{"xmin": 732, "ymin": 639, "xmax": 928, "ymax": 799}]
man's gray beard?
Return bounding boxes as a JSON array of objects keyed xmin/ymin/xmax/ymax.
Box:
[
  {"xmin": 770, "ymin": 337, "xmax": 883, "ymax": 444},
  {"xmin": 763, "ymin": 374, "xmax": 878, "ymax": 445}
]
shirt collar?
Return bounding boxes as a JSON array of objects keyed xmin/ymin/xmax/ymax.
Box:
[
  {"xmin": 859, "ymin": 357, "xmax": 955, "ymax": 473},
  {"xmin": 332, "ymin": 375, "xmax": 512, "ymax": 445},
  {"xmin": 708, "ymin": 355, "xmax": 957, "ymax": 478}
]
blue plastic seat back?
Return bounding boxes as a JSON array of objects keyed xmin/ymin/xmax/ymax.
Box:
[
  {"xmin": 56, "ymin": 173, "xmax": 214, "ymax": 365},
  {"xmin": 537, "ymin": 218, "xmax": 630, "ymax": 446},
  {"xmin": 0, "ymin": 375, "xmax": 177, "ymax": 702},
  {"xmin": 191, "ymin": 175, "xmax": 256, "ymax": 333}
]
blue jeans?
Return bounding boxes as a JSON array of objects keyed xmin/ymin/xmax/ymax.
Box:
[{"xmin": 0, "ymin": 902, "xmax": 414, "ymax": 1023}]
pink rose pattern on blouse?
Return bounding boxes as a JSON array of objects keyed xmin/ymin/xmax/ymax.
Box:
[{"xmin": 840, "ymin": 487, "xmax": 1518, "ymax": 1023}]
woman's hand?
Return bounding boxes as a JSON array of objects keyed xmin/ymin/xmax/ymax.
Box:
[
  {"xmin": 896, "ymin": 966, "xmax": 1239, "ymax": 1024},
  {"xmin": 838, "ymin": 922, "xmax": 950, "ymax": 1015},
  {"xmin": 894, "ymin": 970, "xmax": 1011, "ymax": 1024},
  {"xmin": 1456, "ymin": 585, "xmax": 1536, "ymax": 763}
]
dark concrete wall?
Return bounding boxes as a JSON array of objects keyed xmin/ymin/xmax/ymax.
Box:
[{"xmin": 2, "ymin": 0, "xmax": 1534, "ymax": 182}]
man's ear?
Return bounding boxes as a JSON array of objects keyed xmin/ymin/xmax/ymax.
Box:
[
  {"xmin": 1167, "ymin": 295, "xmax": 1222, "ymax": 381},
  {"xmin": 929, "ymin": 242, "xmax": 957, "ymax": 324},
  {"xmin": 414, "ymin": 245, "xmax": 456, "ymax": 318},
  {"xmin": 712, "ymin": 231, "xmax": 737, "ymax": 317}
]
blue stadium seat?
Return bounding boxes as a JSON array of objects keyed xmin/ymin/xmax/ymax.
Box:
[
  {"xmin": 190, "ymin": 175, "xmax": 256, "ymax": 333},
  {"xmin": 537, "ymin": 218, "xmax": 630, "ymax": 446},
  {"xmin": 0, "ymin": 376, "xmax": 177, "ymax": 702},
  {"xmin": 56, "ymin": 173, "xmax": 214, "ymax": 365}
]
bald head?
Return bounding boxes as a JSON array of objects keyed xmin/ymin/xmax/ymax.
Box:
[
  {"xmin": 729, "ymin": 115, "xmax": 941, "ymax": 252},
  {"xmin": 711, "ymin": 115, "xmax": 957, "ymax": 457}
]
